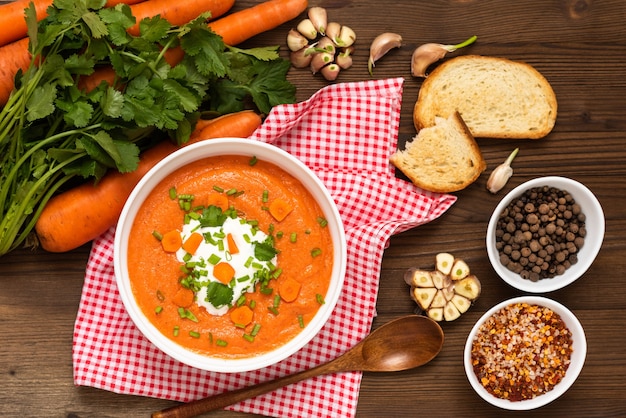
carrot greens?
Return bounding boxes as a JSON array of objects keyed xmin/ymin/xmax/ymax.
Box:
[{"xmin": 0, "ymin": 0, "xmax": 296, "ymax": 256}]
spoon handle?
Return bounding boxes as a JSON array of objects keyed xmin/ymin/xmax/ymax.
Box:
[{"xmin": 151, "ymin": 361, "xmax": 344, "ymax": 418}]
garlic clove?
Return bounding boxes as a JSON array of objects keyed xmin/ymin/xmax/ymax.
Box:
[
  {"xmin": 308, "ymin": 6, "xmax": 327, "ymax": 36},
  {"xmin": 317, "ymin": 36, "xmax": 336, "ymax": 54},
  {"xmin": 486, "ymin": 147, "xmax": 519, "ymax": 193},
  {"xmin": 336, "ymin": 25, "xmax": 356, "ymax": 47},
  {"xmin": 290, "ymin": 47, "xmax": 313, "ymax": 68},
  {"xmin": 410, "ymin": 43, "xmax": 449, "ymax": 77},
  {"xmin": 435, "ymin": 252, "xmax": 455, "ymax": 275},
  {"xmin": 310, "ymin": 51, "xmax": 334, "ymax": 74},
  {"xmin": 320, "ymin": 63, "xmax": 340, "ymax": 81},
  {"xmin": 411, "ymin": 35, "xmax": 477, "ymax": 77},
  {"xmin": 287, "ymin": 29, "xmax": 309, "ymax": 52},
  {"xmin": 326, "ymin": 22, "xmax": 341, "ymax": 43},
  {"xmin": 336, "ymin": 46, "xmax": 354, "ymax": 69},
  {"xmin": 368, "ymin": 32, "xmax": 402, "ymax": 75},
  {"xmin": 297, "ymin": 18, "xmax": 317, "ymax": 40}
]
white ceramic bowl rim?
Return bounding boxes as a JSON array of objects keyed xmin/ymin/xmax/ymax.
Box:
[
  {"xmin": 486, "ymin": 176, "xmax": 605, "ymax": 293},
  {"xmin": 114, "ymin": 138, "xmax": 347, "ymax": 373},
  {"xmin": 464, "ymin": 296, "xmax": 587, "ymax": 410}
]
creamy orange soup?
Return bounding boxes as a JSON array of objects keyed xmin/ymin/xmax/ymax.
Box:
[{"xmin": 127, "ymin": 155, "xmax": 334, "ymax": 358}]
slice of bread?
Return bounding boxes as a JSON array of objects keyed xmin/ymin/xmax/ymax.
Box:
[
  {"xmin": 413, "ymin": 55, "xmax": 557, "ymax": 139},
  {"xmin": 390, "ymin": 112, "xmax": 486, "ymax": 193}
]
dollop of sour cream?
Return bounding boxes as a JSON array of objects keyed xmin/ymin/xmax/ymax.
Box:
[{"xmin": 175, "ymin": 216, "xmax": 277, "ymax": 316}]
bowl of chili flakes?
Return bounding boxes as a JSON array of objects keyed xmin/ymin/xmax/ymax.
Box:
[{"xmin": 464, "ymin": 296, "xmax": 586, "ymax": 410}]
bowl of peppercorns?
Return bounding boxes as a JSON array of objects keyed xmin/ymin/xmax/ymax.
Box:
[
  {"xmin": 464, "ymin": 296, "xmax": 587, "ymax": 410},
  {"xmin": 486, "ymin": 176, "xmax": 604, "ymax": 293}
]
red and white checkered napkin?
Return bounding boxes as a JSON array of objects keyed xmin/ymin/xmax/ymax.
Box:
[{"xmin": 72, "ymin": 77, "xmax": 456, "ymax": 417}]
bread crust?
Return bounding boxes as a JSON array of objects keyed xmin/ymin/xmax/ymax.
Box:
[{"xmin": 413, "ymin": 55, "xmax": 557, "ymax": 139}]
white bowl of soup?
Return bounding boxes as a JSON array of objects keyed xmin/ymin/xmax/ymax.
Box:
[{"xmin": 114, "ymin": 138, "xmax": 347, "ymax": 373}]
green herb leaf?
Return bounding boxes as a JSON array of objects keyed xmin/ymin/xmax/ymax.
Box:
[
  {"xmin": 205, "ymin": 281, "xmax": 234, "ymax": 307},
  {"xmin": 254, "ymin": 239, "xmax": 279, "ymax": 261}
]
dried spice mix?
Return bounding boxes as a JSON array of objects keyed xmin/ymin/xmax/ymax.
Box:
[{"xmin": 470, "ymin": 302, "xmax": 573, "ymax": 401}]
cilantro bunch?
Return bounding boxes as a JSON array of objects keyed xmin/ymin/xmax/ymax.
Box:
[{"xmin": 0, "ymin": 0, "xmax": 296, "ymax": 256}]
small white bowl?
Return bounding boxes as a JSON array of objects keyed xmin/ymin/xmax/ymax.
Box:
[
  {"xmin": 114, "ymin": 138, "xmax": 347, "ymax": 373},
  {"xmin": 464, "ymin": 296, "xmax": 587, "ymax": 410},
  {"xmin": 486, "ymin": 176, "xmax": 604, "ymax": 293}
]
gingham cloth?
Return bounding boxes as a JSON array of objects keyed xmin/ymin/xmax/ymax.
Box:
[{"xmin": 72, "ymin": 77, "xmax": 456, "ymax": 417}]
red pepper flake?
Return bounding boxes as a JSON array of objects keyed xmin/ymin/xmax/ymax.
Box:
[{"xmin": 470, "ymin": 302, "xmax": 573, "ymax": 401}]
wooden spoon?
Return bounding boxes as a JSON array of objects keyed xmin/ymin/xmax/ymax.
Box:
[{"xmin": 152, "ymin": 315, "xmax": 444, "ymax": 418}]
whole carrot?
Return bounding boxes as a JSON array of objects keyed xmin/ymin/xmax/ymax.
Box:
[
  {"xmin": 0, "ymin": 0, "xmax": 51, "ymax": 48},
  {"xmin": 126, "ymin": 0, "xmax": 235, "ymax": 36},
  {"xmin": 0, "ymin": 38, "xmax": 31, "ymax": 107},
  {"xmin": 208, "ymin": 0, "xmax": 308, "ymax": 46},
  {"xmin": 0, "ymin": 0, "xmax": 146, "ymax": 48},
  {"xmin": 34, "ymin": 110, "xmax": 262, "ymax": 253}
]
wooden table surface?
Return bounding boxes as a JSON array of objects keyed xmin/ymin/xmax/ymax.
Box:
[{"xmin": 2, "ymin": 0, "xmax": 626, "ymax": 417}]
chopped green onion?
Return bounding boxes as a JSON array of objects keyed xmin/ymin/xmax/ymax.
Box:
[
  {"xmin": 298, "ymin": 314, "xmax": 305, "ymax": 328},
  {"xmin": 208, "ymin": 254, "xmax": 221, "ymax": 265},
  {"xmin": 249, "ymin": 156, "xmax": 258, "ymax": 166},
  {"xmin": 173, "ymin": 326, "xmax": 180, "ymax": 337},
  {"xmin": 249, "ymin": 300, "xmax": 257, "ymax": 310},
  {"xmin": 212, "ymin": 185, "xmax": 224, "ymax": 193},
  {"xmin": 316, "ymin": 293, "xmax": 326, "ymax": 305},
  {"xmin": 243, "ymin": 334, "xmax": 255, "ymax": 342},
  {"xmin": 152, "ymin": 230, "xmax": 163, "ymax": 241},
  {"xmin": 311, "ymin": 247, "xmax": 322, "ymax": 258},
  {"xmin": 155, "ymin": 306, "xmax": 163, "ymax": 314},
  {"xmin": 262, "ymin": 189, "xmax": 269, "ymax": 202},
  {"xmin": 189, "ymin": 331, "xmax": 201, "ymax": 338},
  {"xmin": 317, "ymin": 216, "xmax": 328, "ymax": 227},
  {"xmin": 169, "ymin": 187, "xmax": 177, "ymax": 200},
  {"xmin": 226, "ymin": 188, "xmax": 238, "ymax": 196},
  {"xmin": 290, "ymin": 232, "xmax": 297, "ymax": 243},
  {"xmin": 216, "ymin": 339, "xmax": 228, "ymax": 347},
  {"xmin": 268, "ymin": 306, "xmax": 279, "ymax": 315},
  {"xmin": 273, "ymin": 294, "xmax": 281, "ymax": 308}
]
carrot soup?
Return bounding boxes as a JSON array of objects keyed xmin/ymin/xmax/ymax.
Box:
[{"xmin": 127, "ymin": 155, "xmax": 334, "ymax": 358}]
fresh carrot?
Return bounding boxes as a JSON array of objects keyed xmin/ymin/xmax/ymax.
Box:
[
  {"xmin": 207, "ymin": 192, "xmax": 229, "ymax": 211},
  {"xmin": 126, "ymin": 0, "xmax": 235, "ymax": 36},
  {"xmin": 172, "ymin": 287, "xmax": 195, "ymax": 307},
  {"xmin": 182, "ymin": 232, "xmax": 203, "ymax": 254},
  {"xmin": 0, "ymin": 0, "xmax": 51, "ymax": 48},
  {"xmin": 0, "ymin": 38, "xmax": 31, "ymax": 108},
  {"xmin": 213, "ymin": 261, "xmax": 235, "ymax": 284},
  {"xmin": 34, "ymin": 110, "xmax": 262, "ymax": 253},
  {"xmin": 230, "ymin": 305, "xmax": 254, "ymax": 326},
  {"xmin": 208, "ymin": 0, "xmax": 308, "ymax": 46},
  {"xmin": 226, "ymin": 232, "xmax": 239, "ymax": 255},
  {"xmin": 269, "ymin": 198, "xmax": 294, "ymax": 222},
  {"xmin": 279, "ymin": 277, "xmax": 301, "ymax": 302},
  {"xmin": 161, "ymin": 229, "xmax": 182, "ymax": 252}
]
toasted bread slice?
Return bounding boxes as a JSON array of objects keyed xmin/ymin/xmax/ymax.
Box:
[
  {"xmin": 390, "ymin": 112, "xmax": 486, "ymax": 193},
  {"xmin": 413, "ymin": 55, "xmax": 557, "ymax": 139}
]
